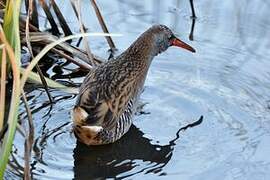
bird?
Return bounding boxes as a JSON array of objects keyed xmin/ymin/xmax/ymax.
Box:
[{"xmin": 71, "ymin": 24, "xmax": 195, "ymax": 145}]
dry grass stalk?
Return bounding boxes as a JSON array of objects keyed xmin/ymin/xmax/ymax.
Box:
[
  {"xmin": 0, "ymin": 0, "xmax": 119, "ymax": 176},
  {"xmin": 0, "ymin": 46, "xmax": 6, "ymax": 130},
  {"xmin": 22, "ymin": 90, "xmax": 34, "ymax": 180},
  {"xmin": 69, "ymin": 0, "xmax": 85, "ymax": 47},
  {"xmin": 25, "ymin": 0, "xmax": 39, "ymax": 28},
  {"xmin": 38, "ymin": 0, "xmax": 60, "ymax": 35},
  {"xmin": 50, "ymin": 0, "xmax": 72, "ymax": 37},
  {"xmin": 21, "ymin": 32, "xmax": 103, "ymax": 66},
  {"xmin": 90, "ymin": 0, "xmax": 116, "ymax": 50},
  {"xmin": 72, "ymin": 0, "xmax": 96, "ymax": 66},
  {"xmin": 20, "ymin": 32, "xmax": 122, "ymax": 89},
  {"xmin": 19, "ymin": 17, "xmax": 40, "ymax": 33},
  {"xmin": 51, "ymin": 48, "xmax": 91, "ymax": 70},
  {"xmin": 26, "ymin": 0, "xmax": 54, "ymax": 104},
  {"xmin": 0, "ymin": 24, "xmax": 21, "ymax": 178},
  {"xmin": 31, "ymin": 0, "xmax": 39, "ymax": 28}
]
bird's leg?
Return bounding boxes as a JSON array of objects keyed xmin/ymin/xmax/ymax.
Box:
[{"xmin": 189, "ymin": 0, "xmax": 196, "ymax": 19}]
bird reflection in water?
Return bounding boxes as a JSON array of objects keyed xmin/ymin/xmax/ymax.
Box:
[{"xmin": 73, "ymin": 116, "xmax": 203, "ymax": 179}]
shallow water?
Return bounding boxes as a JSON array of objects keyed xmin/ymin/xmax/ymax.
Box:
[{"xmin": 5, "ymin": 0, "xmax": 270, "ymax": 179}]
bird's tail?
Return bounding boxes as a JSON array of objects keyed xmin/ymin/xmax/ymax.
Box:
[
  {"xmin": 71, "ymin": 106, "xmax": 104, "ymax": 145},
  {"xmin": 71, "ymin": 106, "xmax": 89, "ymax": 126}
]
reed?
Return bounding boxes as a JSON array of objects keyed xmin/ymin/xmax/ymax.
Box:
[
  {"xmin": 1, "ymin": 30, "xmax": 120, "ymax": 179},
  {"xmin": 0, "ymin": 0, "xmax": 119, "ymax": 178},
  {"xmin": 0, "ymin": 26, "xmax": 21, "ymax": 179},
  {"xmin": 0, "ymin": 0, "xmax": 22, "ymax": 177}
]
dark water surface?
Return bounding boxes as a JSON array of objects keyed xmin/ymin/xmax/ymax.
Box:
[{"xmin": 5, "ymin": 0, "xmax": 270, "ymax": 179}]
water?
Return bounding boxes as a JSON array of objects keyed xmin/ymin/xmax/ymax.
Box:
[{"xmin": 5, "ymin": 0, "xmax": 270, "ymax": 179}]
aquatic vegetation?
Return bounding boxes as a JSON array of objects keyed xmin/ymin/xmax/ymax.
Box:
[{"xmin": 0, "ymin": 0, "xmax": 118, "ymax": 178}]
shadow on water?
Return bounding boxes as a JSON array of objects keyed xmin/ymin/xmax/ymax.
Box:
[{"xmin": 73, "ymin": 116, "xmax": 203, "ymax": 179}]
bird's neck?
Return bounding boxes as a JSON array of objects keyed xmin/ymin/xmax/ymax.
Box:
[
  {"xmin": 121, "ymin": 33, "xmax": 156, "ymax": 68},
  {"xmin": 113, "ymin": 35, "xmax": 156, "ymax": 96}
]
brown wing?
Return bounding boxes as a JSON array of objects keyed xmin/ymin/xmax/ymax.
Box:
[
  {"xmin": 73, "ymin": 70, "xmax": 118, "ymax": 130},
  {"xmin": 73, "ymin": 60, "xmax": 139, "ymax": 130}
]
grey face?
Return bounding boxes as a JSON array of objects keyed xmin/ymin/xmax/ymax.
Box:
[{"xmin": 150, "ymin": 25, "xmax": 175, "ymax": 55}]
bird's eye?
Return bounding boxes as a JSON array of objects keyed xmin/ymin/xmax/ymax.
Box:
[
  {"xmin": 168, "ymin": 34, "xmax": 176, "ymax": 45},
  {"xmin": 169, "ymin": 34, "xmax": 175, "ymax": 40}
]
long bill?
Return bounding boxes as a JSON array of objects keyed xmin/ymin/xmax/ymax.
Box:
[{"xmin": 171, "ymin": 38, "xmax": 196, "ymax": 53}]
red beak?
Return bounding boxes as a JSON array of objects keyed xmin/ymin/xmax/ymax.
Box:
[{"xmin": 171, "ymin": 38, "xmax": 196, "ymax": 53}]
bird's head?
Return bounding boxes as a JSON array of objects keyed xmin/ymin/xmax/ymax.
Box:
[{"xmin": 148, "ymin": 24, "xmax": 196, "ymax": 55}]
